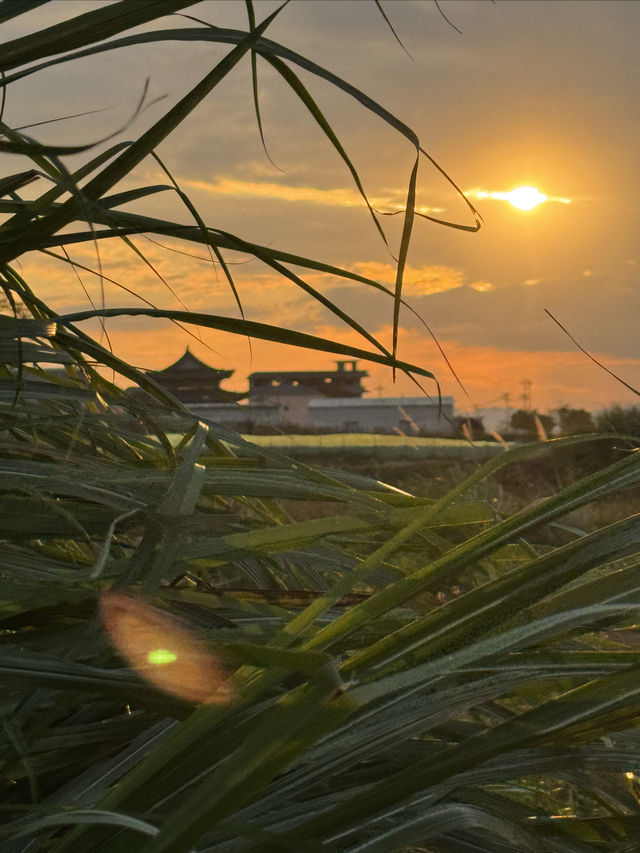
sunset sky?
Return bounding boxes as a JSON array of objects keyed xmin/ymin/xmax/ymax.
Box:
[{"xmin": 6, "ymin": 0, "xmax": 640, "ymax": 419}]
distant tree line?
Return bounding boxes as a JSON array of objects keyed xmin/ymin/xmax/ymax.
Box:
[{"xmin": 506, "ymin": 405, "xmax": 640, "ymax": 439}]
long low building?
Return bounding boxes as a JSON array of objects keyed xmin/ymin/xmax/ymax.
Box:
[
  {"xmin": 308, "ymin": 396, "xmax": 455, "ymax": 435},
  {"xmin": 131, "ymin": 350, "xmax": 457, "ymax": 434},
  {"xmin": 248, "ymin": 360, "xmax": 368, "ymax": 426}
]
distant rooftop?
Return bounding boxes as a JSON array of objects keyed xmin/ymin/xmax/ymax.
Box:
[
  {"xmin": 148, "ymin": 348, "xmax": 234, "ymax": 381},
  {"xmin": 308, "ymin": 396, "xmax": 454, "ymax": 408},
  {"xmin": 249, "ymin": 360, "xmax": 368, "ymax": 399},
  {"xmin": 133, "ymin": 348, "xmax": 246, "ymax": 404}
]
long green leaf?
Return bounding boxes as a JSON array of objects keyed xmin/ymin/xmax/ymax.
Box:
[{"xmin": 55, "ymin": 306, "xmax": 436, "ymax": 379}]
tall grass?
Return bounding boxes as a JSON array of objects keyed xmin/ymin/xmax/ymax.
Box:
[{"xmin": 2, "ymin": 3, "xmax": 640, "ymax": 852}]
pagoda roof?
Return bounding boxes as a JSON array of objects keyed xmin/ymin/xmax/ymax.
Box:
[
  {"xmin": 148, "ymin": 348, "xmax": 234, "ymax": 381},
  {"xmin": 139, "ymin": 348, "xmax": 246, "ymax": 403}
]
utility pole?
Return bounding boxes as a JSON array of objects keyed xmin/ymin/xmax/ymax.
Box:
[
  {"xmin": 503, "ymin": 392, "xmax": 512, "ymax": 430},
  {"xmin": 521, "ymin": 379, "xmax": 532, "ymax": 412}
]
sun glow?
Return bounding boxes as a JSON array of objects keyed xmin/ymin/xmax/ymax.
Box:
[
  {"xmin": 470, "ymin": 185, "xmax": 571, "ymax": 210},
  {"xmin": 477, "ymin": 186, "xmax": 547, "ymax": 210},
  {"xmin": 504, "ymin": 186, "xmax": 548, "ymax": 210}
]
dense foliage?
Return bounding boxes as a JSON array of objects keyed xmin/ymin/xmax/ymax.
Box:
[
  {"xmin": 509, "ymin": 409, "xmax": 555, "ymax": 439},
  {"xmin": 2, "ymin": 3, "xmax": 640, "ymax": 852},
  {"xmin": 596, "ymin": 405, "xmax": 640, "ymax": 438},
  {"xmin": 557, "ymin": 407, "xmax": 596, "ymax": 436}
]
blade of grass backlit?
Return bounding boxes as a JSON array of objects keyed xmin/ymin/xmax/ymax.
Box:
[
  {"xmin": 258, "ymin": 53, "xmax": 390, "ymax": 251},
  {"xmin": 0, "ymin": 0, "xmax": 197, "ymax": 70},
  {"xmin": 285, "ymin": 448, "xmax": 640, "ymax": 660},
  {"xmin": 274, "ymin": 435, "xmax": 622, "ymax": 645},
  {"xmin": 392, "ymin": 152, "xmax": 418, "ymax": 366},
  {"xmin": 281, "ymin": 660, "xmax": 640, "ymax": 848},
  {"xmin": 0, "ymin": 24, "xmax": 481, "ymax": 232},
  {"xmin": 0, "ymin": 5, "xmax": 287, "ymax": 263},
  {"xmin": 55, "ymin": 306, "xmax": 436, "ymax": 380}
]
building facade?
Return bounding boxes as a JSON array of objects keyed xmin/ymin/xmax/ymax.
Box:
[
  {"xmin": 248, "ymin": 360, "xmax": 368, "ymax": 427},
  {"xmin": 134, "ymin": 352, "xmax": 456, "ymax": 434},
  {"xmin": 308, "ymin": 396, "xmax": 455, "ymax": 435}
]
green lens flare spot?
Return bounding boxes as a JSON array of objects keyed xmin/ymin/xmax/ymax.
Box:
[{"xmin": 147, "ymin": 648, "xmax": 178, "ymax": 665}]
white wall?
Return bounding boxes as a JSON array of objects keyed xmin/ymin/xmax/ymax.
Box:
[{"xmin": 308, "ymin": 397, "xmax": 455, "ymax": 434}]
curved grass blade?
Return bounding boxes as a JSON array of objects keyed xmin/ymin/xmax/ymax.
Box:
[
  {"xmin": 0, "ymin": 0, "xmax": 51, "ymax": 26},
  {"xmin": 0, "ymin": 25, "xmax": 482, "ymax": 231},
  {"xmin": 0, "ymin": 0, "xmax": 197, "ymax": 71},
  {"xmin": 55, "ymin": 306, "xmax": 436, "ymax": 380},
  {"xmin": 374, "ymin": 0, "xmax": 413, "ymax": 59},
  {"xmin": 0, "ymin": 809, "xmax": 160, "ymax": 843},
  {"xmin": 256, "ymin": 52, "xmax": 391, "ymax": 252},
  {"xmin": 0, "ymin": 5, "xmax": 287, "ymax": 264},
  {"xmin": 148, "ymin": 150, "xmax": 245, "ymax": 347},
  {"xmin": 546, "ymin": 309, "xmax": 640, "ymax": 398},
  {"xmin": 37, "ymin": 207, "xmax": 435, "ymax": 374},
  {"xmin": 392, "ymin": 151, "xmax": 418, "ymax": 364},
  {"xmin": 244, "ymin": 0, "xmax": 281, "ymax": 171}
]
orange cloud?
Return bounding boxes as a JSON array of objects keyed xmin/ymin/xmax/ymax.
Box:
[
  {"xmin": 74, "ymin": 314, "xmax": 640, "ymax": 416},
  {"xmin": 185, "ymin": 177, "xmax": 374, "ymax": 208},
  {"xmin": 16, "ymin": 250, "xmax": 640, "ymax": 414},
  {"xmin": 182, "ymin": 177, "xmax": 442, "ymax": 215},
  {"xmin": 362, "ymin": 326, "xmax": 640, "ymax": 412},
  {"xmin": 348, "ymin": 261, "xmax": 464, "ymax": 296}
]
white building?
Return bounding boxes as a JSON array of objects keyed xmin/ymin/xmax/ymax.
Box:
[
  {"xmin": 248, "ymin": 361, "xmax": 369, "ymax": 427},
  {"xmin": 136, "ymin": 353, "xmax": 457, "ymax": 434},
  {"xmin": 308, "ymin": 396, "xmax": 455, "ymax": 435}
]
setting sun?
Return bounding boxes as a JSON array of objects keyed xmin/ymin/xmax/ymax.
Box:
[
  {"xmin": 470, "ymin": 185, "xmax": 571, "ymax": 211},
  {"xmin": 504, "ymin": 186, "xmax": 548, "ymax": 210}
]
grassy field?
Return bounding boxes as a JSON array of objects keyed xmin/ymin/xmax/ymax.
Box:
[{"xmin": 256, "ymin": 434, "xmax": 640, "ymax": 530}]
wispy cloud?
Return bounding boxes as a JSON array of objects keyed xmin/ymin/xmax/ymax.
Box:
[
  {"xmin": 348, "ymin": 261, "xmax": 464, "ymax": 296},
  {"xmin": 182, "ymin": 177, "xmax": 443, "ymax": 214}
]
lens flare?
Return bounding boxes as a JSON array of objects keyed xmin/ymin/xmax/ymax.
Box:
[
  {"xmin": 100, "ymin": 592, "xmax": 233, "ymax": 704},
  {"xmin": 147, "ymin": 648, "xmax": 178, "ymax": 665}
]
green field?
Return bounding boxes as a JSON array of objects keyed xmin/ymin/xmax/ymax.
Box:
[{"xmin": 243, "ymin": 432, "xmax": 509, "ymax": 459}]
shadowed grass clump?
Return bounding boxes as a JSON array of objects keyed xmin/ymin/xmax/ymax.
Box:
[{"xmin": 1, "ymin": 3, "xmax": 640, "ymax": 852}]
